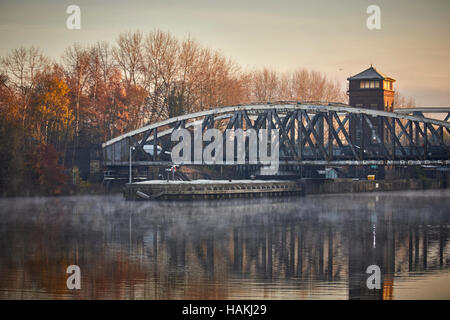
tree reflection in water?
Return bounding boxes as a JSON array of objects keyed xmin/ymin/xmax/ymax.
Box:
[{"xmin": 0, "ymin": 189, "xmax": 448, "ymax": 299}]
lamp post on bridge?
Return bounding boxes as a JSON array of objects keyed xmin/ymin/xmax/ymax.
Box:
[{"xmin": 129, "ymin": 146, "xmax": 135, "ymax": 184}]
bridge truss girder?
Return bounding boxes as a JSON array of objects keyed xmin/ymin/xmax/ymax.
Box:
[{"xmin": 102, "ymin": 104, "xmax": 450, "ymax": 167}]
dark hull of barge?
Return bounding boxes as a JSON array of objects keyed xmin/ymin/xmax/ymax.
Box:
[{"xmin": 123, "ymin": 180, "xmax": 304, "ymax": 200}]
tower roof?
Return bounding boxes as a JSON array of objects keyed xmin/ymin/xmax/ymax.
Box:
[{"xmin": 347, "ymin": 66, "xmax": 395, "ymax": 82}]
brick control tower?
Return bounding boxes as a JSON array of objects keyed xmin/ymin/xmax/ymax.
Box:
[
  {"xmin": 348, "ymin": 66, "xmax": 396, "ymax": 150},
  {"xmin": 347, "ymin": 65, "xmax": 395, "ymax": 112}
]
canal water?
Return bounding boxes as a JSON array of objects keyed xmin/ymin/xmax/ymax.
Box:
[{"xmin": 0, "ymin": 189, "xmax": 449, "ymax": 299}]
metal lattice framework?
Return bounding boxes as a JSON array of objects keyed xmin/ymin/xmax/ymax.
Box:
[
  {"xmin": 395, "ymin": 107, "xmax": 450, "ymax": 122},
  {"xmin": 102, "ymin": 103, "xmax": 450, "ymax": 167}
]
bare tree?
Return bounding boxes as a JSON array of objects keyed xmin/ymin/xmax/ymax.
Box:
[
  {"xmin": 62, "ymin": 43, "xmax": 91, "ymax": 162},
  {"xmin": 244, "ymin": 67, "xmax": 345, "ymax": 104},
  {"xmin": 250, "ymin": 68, "xmax": 279, "ymax": 102},
  {"xmin": 0, "ymin": 46, "xmax": 49, "ymax": 125},
  {"xmin": 142, "ymin": 30, "xmax": 179, "ymax": 122},
  {"xmin": 177, "ymin": 37, "xmax": 202, "ymax": 113},
  {"xmin": 113, "ymin": 31, "xmax": 144, "ymax": 88},
  {"xmin": 394, "ymin": 91, "xmax": 416, "ymax": 109}
]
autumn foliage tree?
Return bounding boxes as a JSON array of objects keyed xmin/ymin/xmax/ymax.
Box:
[
  {"xmin": 31, "ymin": 71, "xmax": 73, "ymax": 145},
  {"xmin": 0, "ymin": 47, "xmax": 72, "ymax": 195}
]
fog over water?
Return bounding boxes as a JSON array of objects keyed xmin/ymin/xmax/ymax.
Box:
[{"xmin": 0, "ymin": 189, "xmax": 449, "ymax": 299}]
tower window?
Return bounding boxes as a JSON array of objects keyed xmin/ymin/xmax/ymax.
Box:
[
  {"xmin": 383, "ymin": 81, "xmax": 393, "ymax": 90},
  {"xmin": 360, "ymin": 80, "xmax": 380, "ymax": 89}
]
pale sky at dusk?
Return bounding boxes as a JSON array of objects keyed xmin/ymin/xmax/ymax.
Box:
[{"xmin": 0, "ymin": 0, "xmax": 449, "ymax": 106}]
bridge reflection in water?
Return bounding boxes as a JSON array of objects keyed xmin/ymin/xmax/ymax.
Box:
[{"xmin": 0, "ymin": 190, "xmax": 448, "ymax": 299}]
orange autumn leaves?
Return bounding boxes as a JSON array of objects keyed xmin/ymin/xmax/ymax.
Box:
[{"xmin": 32, "ymin": 73, "xmax": 73, "ymax": 144}]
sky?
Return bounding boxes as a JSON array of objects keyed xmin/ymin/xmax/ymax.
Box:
[{"xmin": 0, "ymin": 0, "xmax": 449, "ymax": 106}]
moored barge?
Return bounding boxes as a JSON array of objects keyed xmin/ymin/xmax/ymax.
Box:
[{"xmin": 123, "ymin": 179, "xmax": 304, "ymax": 200}]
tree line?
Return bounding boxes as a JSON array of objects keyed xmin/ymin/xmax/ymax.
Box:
[{"xmin": 0, "ymin": 30, "xmax": 414, "ymax": 196}]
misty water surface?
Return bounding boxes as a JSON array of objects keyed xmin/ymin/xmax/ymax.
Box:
[{"xmin": 0, "ymin": 189, "xmax": 449, "ymax": 299}]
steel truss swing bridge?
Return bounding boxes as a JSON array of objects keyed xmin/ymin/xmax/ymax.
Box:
[{"xmin": 102, "ymin": 103, "xmax": 450, "ymax": 169}]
